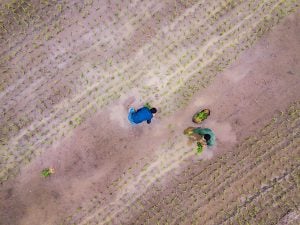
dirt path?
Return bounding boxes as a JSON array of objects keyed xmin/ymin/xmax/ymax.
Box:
[{"xmin": 1, "ymin": 9, "xmax": 299, "ymax": 225}]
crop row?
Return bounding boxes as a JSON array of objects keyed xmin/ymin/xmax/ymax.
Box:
[
  {"xmin": 3, "ymin": 0, "xmax": 159, "ymax": 105},
  {"xmin": 0, "ymin": 0, "xmax": 179, "ymax": 138},
  {"xmin": 1, "ymin": 0, "xmax": 298, "ymax": 185},
  {"xmin": 0, "ymin": 0, "xmax": 98, "ymax": 55},
  {"xmin": 158, "ymin": 0, "xmax": 299, "ymax": 114},
  {"xmin": 123, "ymin": 103, "xmax": 298, "ymax": 224},
  {"xmin": 0, "ymin": 0, "xmax": 170, "ymax": 87},
  {"xmin": 0, "ymin": 0, "xmax": 262, "ymax": 114},
  {"xmin": 222, "ymin": 168, "xmax": 299, "ymax": 225},
  {"xmin": 0, "ymin": 0, "xmax": 221, "ymax": 114},
  {"xmin": 123, "ymin": 107, "xmax": 298, "ymax": 225},
  {"xmin": 0, "ymin": 0, "xmax": 280, "ymax": 123},
  {"xmin": 108, "ymin": 121, "xmax": 299, "ymax": 224},
  {"xmin": 62, "ymin": 101, "xmax": 299, "ymax": 224},
  {"xmin": 0, "ymin": 0, "xmax": 253, "ymax": 178}
]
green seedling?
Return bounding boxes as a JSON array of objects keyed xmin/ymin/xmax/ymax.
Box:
[
  {"xmin": 192, "ymin": 109, "xmax": 210, "ymax": 124},
  {"xmin": 196, "ymin": 142, "xmax": 203, "ymax": 154},
  {"xmin": 144, "ymin": 102, "xmax": 152, "ymax": 109},
  {"xmin": 41, "ymin": 168, "xmax": 55, "ymax": 178}
]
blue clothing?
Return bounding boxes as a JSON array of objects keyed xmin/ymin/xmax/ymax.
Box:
[
  {"xmin": 128, "ymin": 107, "xmax": 153, "ymax": 124},
  {"xmin": 128, "ymin": 108, "xmax": 136, "ymax": 125}
]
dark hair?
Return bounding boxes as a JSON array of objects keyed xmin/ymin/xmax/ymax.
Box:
[
  {"xmin": 150, "ymin": 108, "xmax": 157, "ymax": 114},
  {"xmin": 204, "ymin": 134, "xmax": 211, "ymax": 141}
]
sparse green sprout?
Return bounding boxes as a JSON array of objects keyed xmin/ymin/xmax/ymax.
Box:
[
  {"xmin": 41, "ymin": 168, "xmax": 55, "ymax": 178},
  {"xmin": 57, "ymin": 4, "xmax": 62, "ymax": 13},
  {"xmin": 74, "ymin": 116, "xmax": 83, "ymax": 126},
  {"xmin": 144, "ymin": 102, "xmax": 152, "ymax": 109}
]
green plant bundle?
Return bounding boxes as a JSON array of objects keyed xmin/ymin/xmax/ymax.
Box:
[
  {"xmin": 41, "ymin": 168, "xmax": 54, "ymax": 177},
  {"xmin": 196, "ymin": 142, "xmax": 203, "ymax": 154},
  {"xmin": 192, "ymin": 109, "xmax": 210, "ymax": 124}
]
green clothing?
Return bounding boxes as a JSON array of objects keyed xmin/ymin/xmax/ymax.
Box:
[{"xmin": 193, "ymin": 128, "xmax": 216, "ymax": 147}]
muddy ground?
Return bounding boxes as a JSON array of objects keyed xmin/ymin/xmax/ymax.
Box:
[{"xmin": 0, "ymin": 1, "xmax": 299, "ymax": 225}]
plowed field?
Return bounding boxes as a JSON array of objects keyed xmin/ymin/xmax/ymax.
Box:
[{"xmin": 0, "ymin": 1, "xmax": 299, "ymax": 225}]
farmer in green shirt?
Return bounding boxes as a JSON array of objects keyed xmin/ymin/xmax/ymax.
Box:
[
  {"xmin": 184, "ymin": 127, "xmax": 216, "ymax": 153},
  {"xmin": 192, "ymin": 127, "xmax": 216, "ymax": 147}
]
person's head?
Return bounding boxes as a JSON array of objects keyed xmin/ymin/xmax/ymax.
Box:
[
  {"xmin": 204, "ymin": 134, "xmax": 211, "ymax": 142},
  {"xmin": 150, "ymin": 108, "xmax": 157, "ymax": 114}
]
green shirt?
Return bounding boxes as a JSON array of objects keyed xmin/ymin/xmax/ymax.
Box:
[{"xmin": 193, "ymin": 128, "xmax": 216, "ymax": 146}]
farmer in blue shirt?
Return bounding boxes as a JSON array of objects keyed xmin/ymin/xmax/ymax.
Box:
[{"xmin": 128, "ymin": 106, "xmax": 157, "ymax": 124}]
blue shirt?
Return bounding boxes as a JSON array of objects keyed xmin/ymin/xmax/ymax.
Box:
[{"xmin": 130, "ymin": 107, "xmax": 153, "ymax": 124}]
